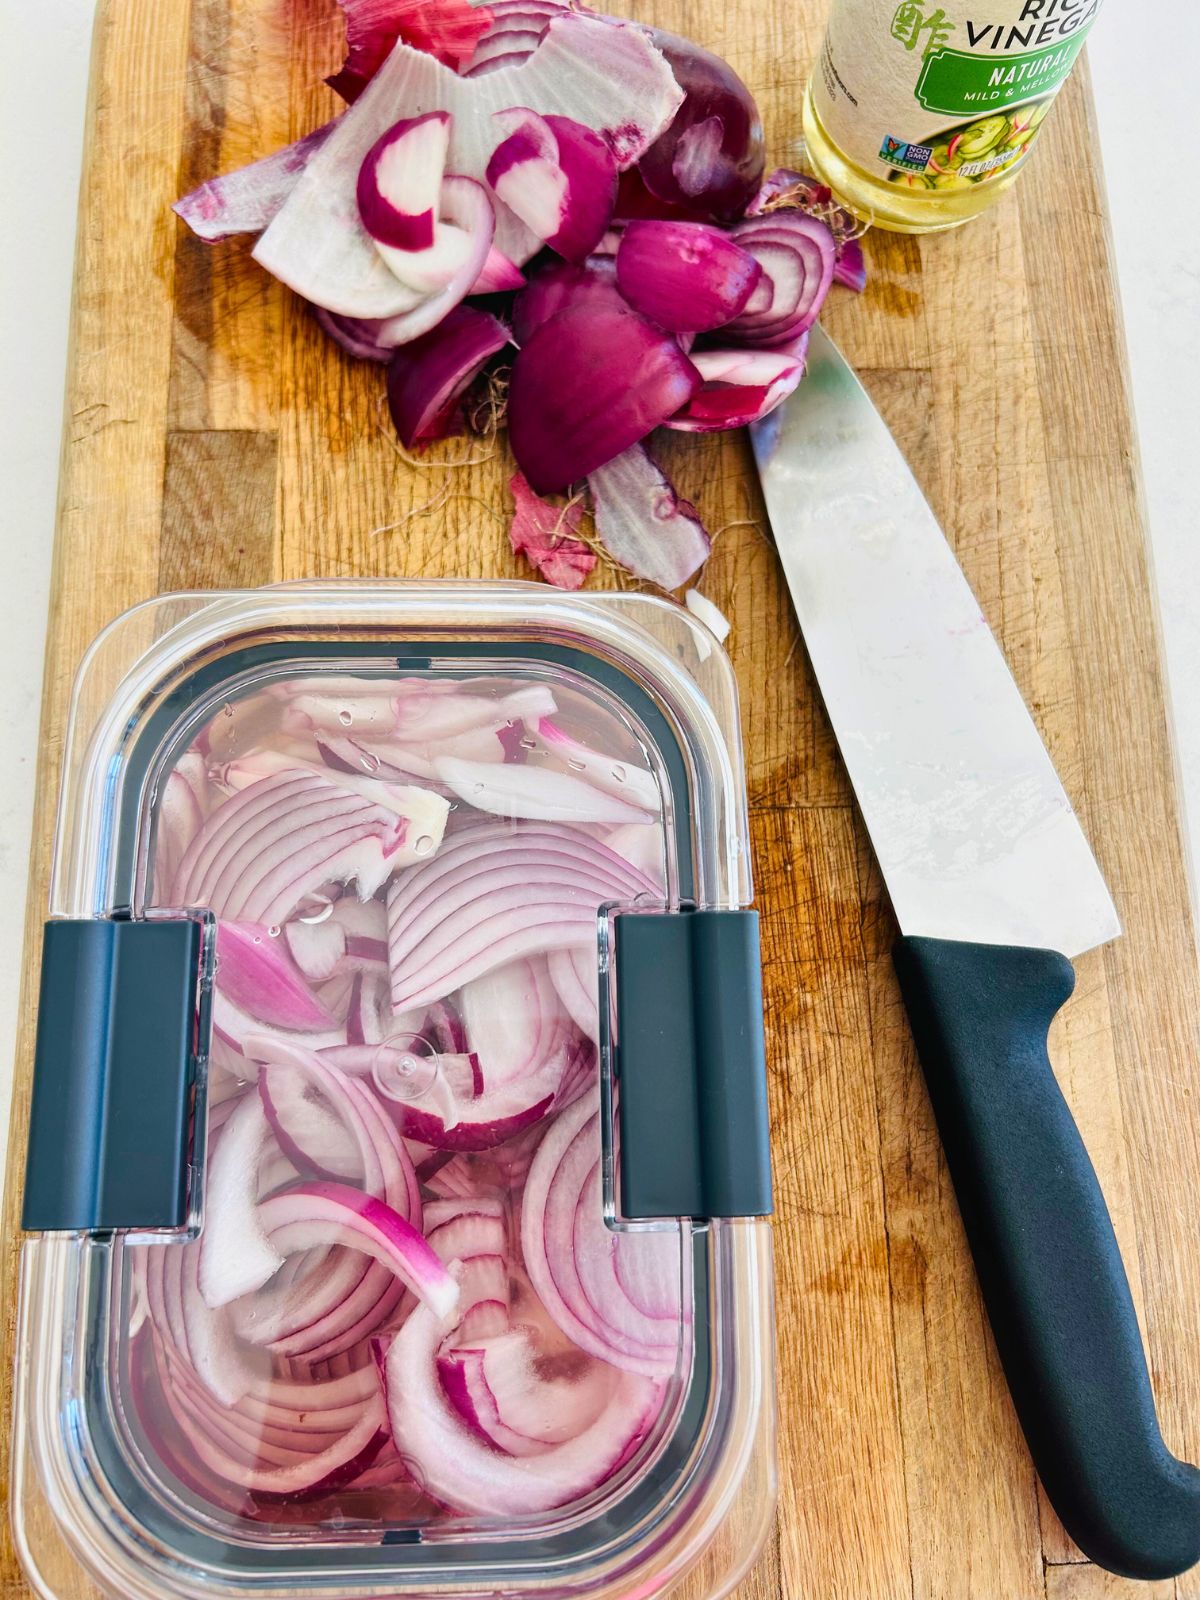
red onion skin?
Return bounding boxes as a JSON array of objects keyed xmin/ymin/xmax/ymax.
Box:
[
  {"xmin": 386, "ymin": 305, "xmax": 510, "ymax": 447},
  {"xmin": 637, "ymin": 30, "xmax": 765, "ymax": 223},
  {"xmin": 507, "ymin": 305, "xmax": 701, "ymax": 493}
]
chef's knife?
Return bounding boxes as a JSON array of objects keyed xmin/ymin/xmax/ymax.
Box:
[{"xmin": 750, "ymin": 325, "xmax": 1200, "ymax": 1580}]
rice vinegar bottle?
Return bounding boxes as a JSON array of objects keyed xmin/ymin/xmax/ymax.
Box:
[{"xmin": 802, "ymin": 0, "xmax": 1105, "ymax": 232}]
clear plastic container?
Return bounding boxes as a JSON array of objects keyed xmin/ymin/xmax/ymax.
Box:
[{"xmin": 12, "ymin": 581, "xmax": 775, "ymax": 1600}]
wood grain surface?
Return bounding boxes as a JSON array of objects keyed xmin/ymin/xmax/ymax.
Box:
[{"xmin": 3, "ymin": 2, "xmax": 1199, "ymax": 1597}]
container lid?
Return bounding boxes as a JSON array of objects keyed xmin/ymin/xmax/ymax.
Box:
[{"xmin": 13, "ymin": 584, "xmax": 774, "ymax": 1600}]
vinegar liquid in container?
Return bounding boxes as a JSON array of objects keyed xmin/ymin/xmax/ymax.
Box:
[
  {"xmin": 803, "ymin": 0, "xmax": 1106, "ymax": 232},
  {"xmin": 12, "ymin": 581, "xmax": 776, "ymax": 1600}
]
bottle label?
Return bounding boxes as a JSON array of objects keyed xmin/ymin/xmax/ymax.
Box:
[{"xmin": 812, "ymin": 0, "xmax": 1102, "ymax": 191}]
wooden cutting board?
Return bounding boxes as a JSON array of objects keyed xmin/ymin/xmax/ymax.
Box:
[{"xmin": 3, "ymin": 2, "xmax": 1199, "ymax": 1597}]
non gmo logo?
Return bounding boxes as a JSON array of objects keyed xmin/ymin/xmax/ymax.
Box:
[{"xmin": 879, "ymin": 136, "xmax": 933, "ymax": 172}]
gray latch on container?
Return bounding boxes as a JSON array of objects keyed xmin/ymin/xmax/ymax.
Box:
[
  {"xmin": 610, "ymin": 909, "xmax": 772, "ymax": 1222},
  {"xmin": 23, "ymin": 916, "xmax": 210, "ymax": 1234}
]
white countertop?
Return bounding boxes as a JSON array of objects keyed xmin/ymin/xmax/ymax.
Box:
[{"xmin": 1, "ymin": 4, "xmax": 1198, "ymax": 1195}]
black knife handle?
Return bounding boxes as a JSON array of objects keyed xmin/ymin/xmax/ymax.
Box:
[{"xmin": 893, "ymin": 934, "xmax": 1200, "ymax": 1579}]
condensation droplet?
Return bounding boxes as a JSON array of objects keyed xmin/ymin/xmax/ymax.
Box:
[
  {"xmin": 470, "ymin": 781, "xmax": 485, "ymax": 795},
  {"xmin": 222, "ymin": 703, "xmax": 234, "ymax": 718},
  {"xmin": 251, "ymin": 934, "xmax": 262, "ymax": 945},
  {"xmin": 267, "ymin": 924, "xmax": 281, "ymax": 939},
  {"xmin": 414, "ymin": 834, "xmax": 435, "ymax": 856},
  {"xmin": 360, "ymin": 750, "xmax": 381, "ymax": 774},
  {"xmin": 519, "ymin": 736, "xmax": 537, "ymax": 751},
  {"xmin": 337, "ymin": 708, "xmax": 353, "ymax": 726},
  {"xmin": 567, "ymin": 758, "xmax": 587, "ymax": 773},
  {"xmin": 611, "ymin": 764, "xmax": 627, "ymax": 784}
]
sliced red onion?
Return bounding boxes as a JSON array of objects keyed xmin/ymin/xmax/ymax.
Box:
[
  {"xmin": 638, "ymin": 30, "xmax": 764, "ymax": 222},
  {"xmin": 433, "ymin": 755, "xmax": 655, "ymax": 824},
  {"xmin": 387, "ymin": 305, "xmax": 510, "ymax": 447},
  {"xmin": 172, "ymin": 768, "xmax": 448, "ymax": 924},
  {"xmin": 282, "ymin": 918, "xmax": 347, "ymax": 984},
  {"xmin": 522, "ymin": 1092, "xmax": 684, "ymax": 1375},
  {"xmin": 356, "ymin": 1041, "xmax": 563, "ymax": 1150},
  {"xmin": 511, "ymin": 259, "xmax": 623, "ymax": 344},
  {"xmin": 216, "ymin": 922, "xmax": 339, "ymax": 1031},
  {"xmin": 438, "ymin": 1329, "xmax": 617, "ymax": 1456},
  {"xmin": 615, "ymin": 220, "xmax": 760, "ymax": 333},
  {"xmin": 198, "ymin": 1096, "xmax": 283, "ymax": 1308},
  {"xmin": 459, "ymin": 957, "xmax": 566, "ymax": 1087},
  {"xmin": 461, "ymin": 0, "xmax": 565, "ymax": 76},
  {"xmin": 508, "ymin": 307, "xmax": 700, "ymax": 493},
  {"xmin": 486, "ymin": 109, "xmax": 616, "ymax": 263},
  {"xmin": 313, "ymin": 306, "xmax": 400, "ymax": 362},
  {"xmin": 387, "ymin": 821, "xmax": 656, "ymax": 1010},
  {"xmin": 154, "ymin": 765, "xmax": 207, "ymax": 896},
  {"xmin": 533, "ymin": 718, "xmax": 660, "ymax": 811},
  {"xmin": 385, "ymin": 1298, "xmax": 661, "ymax": 1515},
  {"xmin": 174, "ymin": 122, "xmax": 337, "ymax": 242},
  {"xmin": 211, "ymin": 988, "xmax": 346, "ymax": 1063},
  {"xmin": 665, "ymin": 343, "xmax": 806, "ymax": 432},
  {"xmin": 327, "ymin": 0, "xmax": 494, "ymax": 100},
  {"xmin": 684, "ymin": 588, "xmax": 732, "ymax": 645},
  {"xmin": 747, "ymin": 168, "xmax": 866, "ymax": 297},
  {"xmin": 834, "ymin": 235, "xmax": 867, "ymax": 294},
  {"xmin": 508, "ymin": 469, "xmax": 597, "ymax": 591},
  {"xmin": 587, "ymin": 443, "xmax": 710, "ymax": 590},
  {"xmin": 357, "ymin": 112, "xmax": 450, "ymax": 251},
  {"xmin": 253, "ymin": 16, "xmax": 683, "ymax": 309},
  {"xmin": 472, "ymin": 246, "xmax": 526, "ymax": 292},
  {"xmin": 288, "ymin": 679, "xmax": 557, "ymax": 743},
  {"xmin": 725, "ymin": 211, "xmax": 835, "ymax": 347},
  {"xmin": 257, "ymin": 1181, "xmax": 459, "ymax": 1318},
  {"xmin": 547, "ymin": 946, "xmax": 599, "ymax": 1041}
]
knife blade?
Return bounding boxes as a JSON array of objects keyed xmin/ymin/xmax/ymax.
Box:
[{"xmin": 751, "ymin": 325, "xmax": 1200, "ymax": 1581}]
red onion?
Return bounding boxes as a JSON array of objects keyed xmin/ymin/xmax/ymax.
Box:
[
  {"xmin": 216, "ymin": 922, "xmax": 339, "ymax": 1031},
  {"xmin": 587, "ymin": 443, "xmax": 711, "ymax": 590},
  {"xmin": 173, "ymin": 122, "xmax": 337, "ymax": 242},
  {"xmin": 198, "ymin": 1096, "xmax": 285, "ymax": 1310},
  {"xmin": 357, "ymin": 113, "xmax": 450, "ymax": 251},
  {"xmin": 615, "ymin": 219, "xmax": 761, "ymax": 332},
  {"xmin": 511, "ymin": 260, "xmax": 624, "ymax": 345},
  {"xmin": 433, "ymin": 755, "xmax": 656, "ymax": 824},
  {"xmin": 437, "ymin": 1328, "xmax": 617, "ymax": 1455},
  {"xmin": 522, "ymin": 1092, "xmax": 684, "ymax": 1376},
  {"xmin": 747, "ymin": 167, "xmax": 868, "ymax": 293},
  {"xmin": 386, "ymin": 305, "xmax": 510, "ymax": 447},
  {"xmin": 386, "ymin": 1298, "xmax": 661, "ymax": 1515},
  {"xmin": 137, "ymin": 674, "xmax": 690, "ymax": 1522},
  {"xmin": 327, "ymin": 0, "xmax": 494, "ymax": 100},
  {"xmin": 665, "ymin": 343, "xmax": 807, "ymax": 432},
  {"xmin": 507, "ymin": 306, "xmax": 701, "ymax": 493},
  {"xmin": 461, "ymin": 0, "xmax": 564, "ymax": 76},
  {"xmin": 637, "ymin": 30, "xmax": 764, "ymax": 222},
  {"xmin": 533, "ymin": 717, "xmax": 660, "ymax": 811},
  {"xmin": 472, "ymin": 246, "xmax": 526, "ymax": 292},
  {"xmin": 387, "ymin": 821, "xmax": 656, "ymax": 1009},
  {"xmin": 257, "ymin": 1182, "xmax": 458, "ymax": 1318},
  {"xmin": 172, "ymin": 768, "xmax": 449, "ymax": 925},
  {"xmin": 486, "ymin": 109, "xmax": 617, "ymax": 263},
  {"xmin": 724, "ymin": 211, "xmax": 835, "ymax": 347},
  {"xmin": 547, "ymin": 946, "xmax": 599, "ymax": 1041},
  {"xmin": 252, "ymin": 15, "xmax": 684, "ymax": 311}
]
